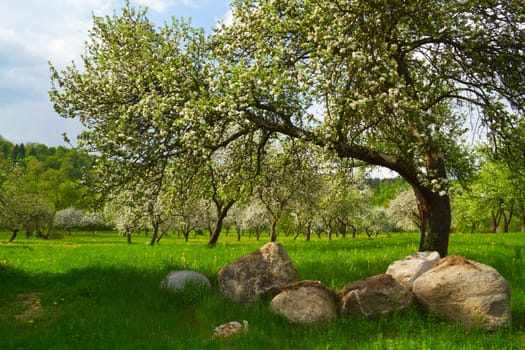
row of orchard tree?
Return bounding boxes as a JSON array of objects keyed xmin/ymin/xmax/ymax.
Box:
[
  {"xmin": 2, "ymin": 132, "xmax": 524, "ymax": 245},
  {"xmin": 76, "ymin": 143, "xmax": 525, "ymax": 243}
]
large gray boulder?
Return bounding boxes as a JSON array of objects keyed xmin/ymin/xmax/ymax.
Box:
[
  {"xmin": 386, "ymin": 251, "xmax": 440, "ymax": 290},
  {"xmin": 412, "ymin": 255, "xmax": 511, "ymax": 330},
  {"xmin": 218, "ymin": 242, "xmax": 300, "ymax": 303},
  {"xmin": 339, "ymin": 274, "xmax": 415, "ymax": 319},
  {"xmin": 270, "ymin": 280, "xmax": 339, "ymax": 324},
  {"xmin": 160, "ymin": 270, "xmax": 211, "ymax": 292}
]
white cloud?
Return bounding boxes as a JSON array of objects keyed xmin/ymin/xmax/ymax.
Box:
[
  {"xmin": 221, "ymin": 8, "xmax": 234, "ymax": 27},
  {"xmin": 0, "ymin": 0, "xmax": 230, "ymax": 146},
  {"xmin": 0, "ymin": 0, "xmax": 115, "ymax": 145},
  {"xmin": 134, "ymin": 0, "xmax": 204, "ymax": 13},
  {"xmin": 0, "ymin": 98, "xmax": 83, "ymax": 146}
]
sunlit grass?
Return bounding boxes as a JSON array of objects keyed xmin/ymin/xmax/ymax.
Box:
[{"xmin": 1, "ymin": 231, "xmax": 524, "ymax": 349}]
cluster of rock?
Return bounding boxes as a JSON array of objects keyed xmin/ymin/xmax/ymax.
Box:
[{"xmin": 161, "ymin": 242, "xmax": 511, "ymax": 333}]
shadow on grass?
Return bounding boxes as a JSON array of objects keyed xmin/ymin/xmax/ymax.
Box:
[{"xmin": 2, "ymin": 264, "xmax": 525, "ymax": 350}]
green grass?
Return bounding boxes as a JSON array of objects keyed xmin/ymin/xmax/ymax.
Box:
[{"xmin": 1, "ymin": 231, "xmax": 524, "ymax": 349}]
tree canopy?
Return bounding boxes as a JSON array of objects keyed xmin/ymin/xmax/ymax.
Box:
[{"xmin": 49, "ymin": 1, "xmax": 524, "ymax": 256}]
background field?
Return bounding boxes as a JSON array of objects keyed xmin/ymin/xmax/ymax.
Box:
[{"xmin": 1, "ymin": 231, "xmax": 524, "ymax": 349}]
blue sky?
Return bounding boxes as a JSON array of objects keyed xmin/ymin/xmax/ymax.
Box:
[{"xmin": 0, "ymin": 0, "xmax": 232, "ymax": 146}]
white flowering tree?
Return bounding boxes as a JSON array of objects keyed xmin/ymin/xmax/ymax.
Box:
[
  {"xmin": 387, "ymin": 189, "xmax": 420, "ymax": 232},
  {"xmin": 317, "ymin": 165, "xmax": 373, "ymax": 239},
  {"xmin": 205, "ymin": 133, "xmax": 264, "ymax": 245},
  {"xmin": 211, "ymin": 0, "xmax": 524, "ymax": 256},
  {"xmin": 239, "ymin": 200, "xmax": 269, "ymax": 240},
  {"xmin": 255, "ymin": 138, "xmax": 317, "ymax": 242},
  {"xmin": 53, "ymin": 207, "xmax": 85, "ymax": 234},
  {"xmin": 50, "ymin": 2, "xmax": 524, "ymax": 256},
  {"xmin": 49, "ymin": 6, "xmax": 213, "ymax": 238},
  {"xmin": 0, "ymin": 161, "xmax": 54, "ymax": 241}
]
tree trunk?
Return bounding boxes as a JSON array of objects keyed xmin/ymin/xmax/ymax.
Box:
[
  {"xmin": 149, "ymin": 223, "xmax": 159, "ymax": 246},
  {"xmin": 126, "ymin": 232, "xmax": 132, "ymax": 244},
  {"xmin": 208, "ymin": 200, "xmax": 235, "ymax": 246},
  {"xmin": 269, "ymin": 219, "xmax": 278, "ymax": 242},
  {"xmin": 156, "ymin": 231, "xmax": 166, "ymax": 243},
  {"xmin": 519, "ymin": 201, "xmax": 525, "ymax": 232},
  {"xmin": 305, "ymin": 221, "xmax": 311, "ymax": 241},
  {"xmin": 349, "ymin": 224, "xmax": 356, "ymax": 238},
  {"xmin": 236, "ymin": 227, "xmax": 242, "ymax": 242},
  {"xmin": 502, "ymin": 200, "xmax": 514, "ymax": 233},
  {"xmin": 8, "ymin": 229, "xmax": 18, "ymax": 243},
  {"xmin": 413, "ymin": 186, "xmax": 451, "ymax": 257}
]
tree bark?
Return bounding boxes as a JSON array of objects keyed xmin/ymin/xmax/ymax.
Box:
[
  {"xmin": 149, "ymin": 223, "xmax": 159, "ymax": 246},
  {"xmin": 236, "ymin": 227, "xmax": 242, "ymax": 242},
  {"xmin": 269, "ymin": 219, "xmax": 278, "ymax": 242},
  {"xmin": 519, "ymin": 201, "xmax": 525, "ymax": 232},
  {"xmin": 208, "ymin": 200, "xmax": 235, "ymax": 246},
  {"xmin": 413, "ymin": 186, "xmax": 451, "ymax": 257},
  {"xmin": 8, "ymin": 230, "xmax": 18, "ymax": 243},
  {"xmin": 502, "ymin": 200, "xmax": 514, "ymax": 233}
]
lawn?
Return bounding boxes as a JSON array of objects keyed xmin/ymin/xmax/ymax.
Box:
[{"xmin": 1, "ymin": 231, "xmax": 524, "ymax": 349}]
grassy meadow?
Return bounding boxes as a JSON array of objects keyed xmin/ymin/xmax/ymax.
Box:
[{"xmin": 1, "ymin": 231, "xmax": 524, "ymax": 349}]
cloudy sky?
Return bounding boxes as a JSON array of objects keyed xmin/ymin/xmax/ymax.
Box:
[{"xmin": 0, "ymin": 0, "xmax": 231, "ymax": 146}]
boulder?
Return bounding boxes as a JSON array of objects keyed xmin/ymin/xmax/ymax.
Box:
[
  {"xmin": 339, "ymin": 273, "xmax": 415, "ymax": 319},
  {"xmin": 270, "ymin": 280, "xmax": 339, "ymax": 324},
  {"xmin": 160, "ymin": 270, "xmax": 211, "ymax": 292},
  {"xmin": 386, "ymin": 251, "xmax": 440, "ymax": 290},
  {"xmin": 218, "ymin": 242, "xmax": 300, "ymax": 303},
  {"xmin": 412, "ymin": 255, "xmax": 511, "ymax": 330}
]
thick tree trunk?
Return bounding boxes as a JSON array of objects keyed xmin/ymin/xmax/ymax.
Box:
[
  {"xmin": 208, "ymin": 200, "xmax": 235, "ymax": 246},
  {"xmin": 413, "ymin": 186, "xmax": 451, "ymax": 257}
]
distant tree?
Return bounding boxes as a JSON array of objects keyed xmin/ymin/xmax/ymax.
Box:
[
  {"xmin": 1, "ymin": 160, "xmax": 54, "ymax": 241},
  {"xmin": 387, "ymin": 189, "xmax": 420, "ymax": 232},
  {"xmin": 13, "ymin": 143, "xmax": 26, "ymax": 162},
  {"xmin": 80, "ymin": 212, "xmax": 108, "ymax": 233},
  {"xmin": 104, "ymin": 190, "xmax": 149, "ymax": 244},
  {"xmin": 288, "ymin": 148, "xmax": 323, "ymax": 241},
  {"xmin": 363, "ymin": 206, "xmax": 393, "ymax": 237},
  {"xmin": 368, "ymin": 177, "xmax": 409, "ymax": 207},
  {"xmin": 238, "ymin": 200, "xmax": 269, "ymax": 240},
  {"xmin": 454, "ymin": 156, "xmax": 525, "ymax": 233},
  {"xmin": 317, "ymin": 164, "xmax": 373, "ymax": 239},
  {"xmin": 256, "ymin": 139, "xmax": 313, "ymax": 242},
  {"xmin": 53, "ymin": 207, "xmax": 85, "ymax": 235}
]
